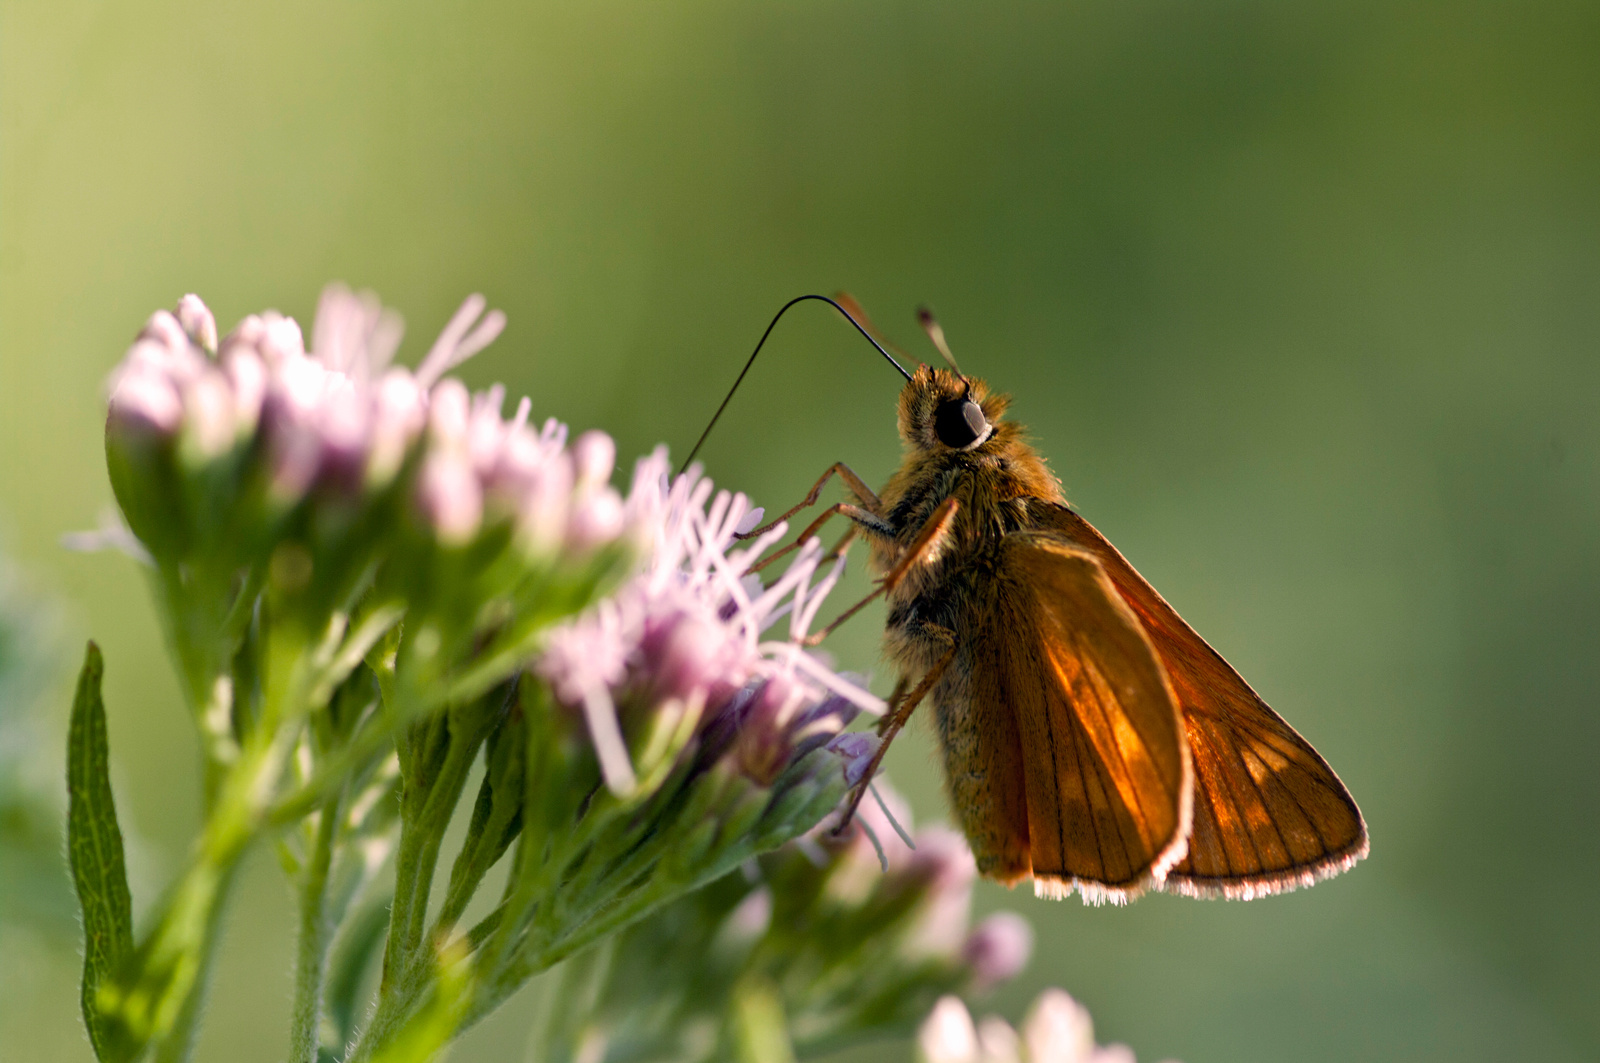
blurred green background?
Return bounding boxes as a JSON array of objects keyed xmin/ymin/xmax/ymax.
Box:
[{"xmin": 3, "ymin": 2, "xmax": 1597, "ymax": 1061}]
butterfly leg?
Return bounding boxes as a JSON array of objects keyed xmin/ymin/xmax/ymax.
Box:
[
  {"xmin": 832, "ymin": 639, "xmax": 958, "ymax": 833},
  {"xmin": 751, "ymin": 503, "xmax": 875, "ymax": 575},
  {"xmin": 736, "ymin": 462, "xmax": 883, "ymax": 541},
  {"xmin": 801, "ymin": 497, "xmax": 959, "ymax": 646}
]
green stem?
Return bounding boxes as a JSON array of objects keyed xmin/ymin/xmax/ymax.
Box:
[
  {"xmin": 131, "ymin": 625, "xmax": 310, "ymax": 1058},
  {"xmin": 138, "ymin": 726, "xmax": 291, "ymax": 1060},
  {"xmin": 358, "ymin": 713, "xmax": 489, "ymax": 1056},
  {"xmin": 288, "ymin": 792, "xmax": 343, "ymax": 1063},
  {"xmin": 149, "ymin": 858, "xmax": 242, "ymax": 1063}
]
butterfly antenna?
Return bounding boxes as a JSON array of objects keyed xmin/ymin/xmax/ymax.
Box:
[
  {"xmin": 679, "ymin": 294, "xmax": 913, "ymax": 475},
  {"xmin": 916, "ymin": 306, "xmax": 964, "ymax": 377},
  {"xmin": 834, "ymin": 291, "xmax": 919, "ymax": 366}
]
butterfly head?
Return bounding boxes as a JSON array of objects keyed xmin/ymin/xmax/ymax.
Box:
[{"xmin": 898, "ymin": 365, "xmax": 1010, "ymax": 455}]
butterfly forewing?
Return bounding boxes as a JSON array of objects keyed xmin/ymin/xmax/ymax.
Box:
[
  {"xmin": 969, "ymin": 535, "xmax": 1191, "ymax": 901},
  {"xmin": 1027, "ymin": 502, "xmax": 1368, "ymax": 897}
]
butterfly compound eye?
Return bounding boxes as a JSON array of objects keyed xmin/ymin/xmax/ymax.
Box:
[{"xmin": 934, "ymin": 398, "xmax": 990, "ymax": 449}]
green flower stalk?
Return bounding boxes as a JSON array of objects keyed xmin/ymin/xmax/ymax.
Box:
[{"xmin": 531, "ymin": 778, "xmax": 1034, "ymax": 1063}]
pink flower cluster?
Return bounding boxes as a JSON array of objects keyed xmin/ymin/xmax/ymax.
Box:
[
  {"xmin": 919, "ymin": 989, "xmax": 1174, "ymax": 1063},
  {"xmin": 104, "ymin": 286, "xmax": 643, "ymax": 555},
  {"xmin": 536, "ymin": 471, "xmax": 885, "ymax": 796},
  {"xmin": 815, "ymin": 779, "xmax": 1033, "ymax": 987}
]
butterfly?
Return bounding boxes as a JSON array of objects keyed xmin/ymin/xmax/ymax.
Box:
[{"xmin": 720, "ymin": 297, "xmax": 1368, "ymax": 904}]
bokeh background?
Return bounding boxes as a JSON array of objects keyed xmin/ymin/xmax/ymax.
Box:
[{"xmin": 3, "ymin": 2, "xmax": 1597, "ymax": 1061}]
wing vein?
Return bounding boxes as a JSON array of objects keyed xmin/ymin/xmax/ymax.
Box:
[
  {"xmin": 1071, "ymin": 629, "xmax": 1139, "ymax": 875},
  {"xmin": 1066, "ymin": 703, "xmax": 1109, "ymax": 882}
]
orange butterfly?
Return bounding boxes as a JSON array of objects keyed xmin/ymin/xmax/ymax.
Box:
[{"xmin": 732, "ymin": 299, "xmax": 1367, "ymax": 903}]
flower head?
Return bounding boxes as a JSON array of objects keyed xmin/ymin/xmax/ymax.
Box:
[
  {"xmin": 917, "ymin": 990, "xmax": 1175, "ymax": 1063},
  {"xmin": 537, "ymin": 468, "xmax": 882, "ymax": 796},
  {"xmin": 103, "ymin": 287, "xmax": 650, "ymax": 569},
  {"xmin": 99, "ymin": 286, "xmax": 656, "ymax": 730}
]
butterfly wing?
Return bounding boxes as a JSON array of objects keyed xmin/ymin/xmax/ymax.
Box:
[
  {"xmin": 964, "ymin": 532, "xmax": 1191, "ymax": 902},
  {"xmin": 1027, "ymin": 501, "xmax": 1368, "ymax": 898}
]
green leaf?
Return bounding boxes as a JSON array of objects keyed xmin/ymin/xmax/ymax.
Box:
[{"xmin": 66, "ymin": 641, "xmax": 136, "ymax": 1063}]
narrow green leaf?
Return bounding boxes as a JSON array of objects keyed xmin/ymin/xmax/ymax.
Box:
[{"xmin": 66, "ymin": 641, "xmax": 136, "ymax": 1063}]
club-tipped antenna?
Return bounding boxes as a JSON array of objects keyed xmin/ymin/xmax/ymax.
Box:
[
  {"xmin": 916, "ymin": 306, "xmax": 963, "ymax": 376},
  {"xmin": 679, "ymin": 294, "xmax": 913, "ymax": 475}
]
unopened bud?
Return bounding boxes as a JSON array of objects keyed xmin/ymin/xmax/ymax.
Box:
[
  {"xmin": 259, "ymin": 312, "xmax": 306, "ymax": 364},
  {"xmin": 918, "ymin": 996, "xmax": 979, "ymax": 1063},
  {"xmin": 139, "ymin": 310, "xmax": 189, "ymax": 353},
  {"xmin": 222, "ymin": 346, "xmax": 267, "ymax": 436},
  {"xmin": 181, "ymin": 368, "xmax": 238, "ymax": 462},
  {"xmin": 566, "ymin": 489, "xmax": 625, "ymax": 553},
  {"xmin": 963, "ymin": 912, "xmax": 1033, "ymax": 993},
  {"xmin": 175, "ymin": 294, "xmax": 218, "ymax": 354},
  {"xmin": 572, "ymin": 430, "xmax": 616, "ymax": 489},
  {"xmin": 1022, "ymin": 989, "xmax": 1095, "ymax": 1063},
  {"xmin": 367, "ymin": 369, "xmax": 427, "ymax": 486},
  {"xmin": 428, "ymin": 378, "xmax": 471, "ymax": 447},
  {"xmin": 417, "ymin": 450, "xmax": 483, "ymax": 545},
  {"xmin": 977, "ymin": 1017, "xmax": 1022, "ymax": 1063},
  {"xmin": 108, "ymin": 368, "xmax": 184, "ymax": 437},
  {"xmin": 517, "ymin": 457, "xmax": 573, "ymax": 554}
]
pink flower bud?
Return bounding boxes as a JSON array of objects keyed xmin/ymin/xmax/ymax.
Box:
[
  {"xmin": 259, "ymin": 312, "xmax": 306, "ymax": 364},
  {"xmin": 906, "ymin": 825, "xmax": 977, "ymax": 890},
  {"xmin": 139, "ymin": 310, "xmax": 189, "ymax": 353},
  {"xmin": 518, "ymin": 453, "xmax": 573, "ymax": 553},
  {"xmin": 417, "ymin": 450, "xmax": 483, "ymax": 545},
  {"xmin": 918, "ymin": 997, "xmax": 979, "ymax": 1063},
  {"xmin": 181, "ymin": 368, "xmax": 238, "ymax": 461},
  {"xmin": 977, "ymin": 1017, "xmax": 1021, "ymax": 1063},
  {"xmin": 266, "ymin": 424, "xmax": 322, "ymax": 505},
  {"xmin": 108, "ymin": 368, "xmax": 183, "ymax": 437},
  {"xmin": 734, "ymin": 673, "xmax": 805, "ymax": 784},
  {"xmin": 1022, "ymin": 989, "xmax": 1095, "ymax": 1063},
  {"xmin": 902, "ymin": 826, "xmax": 977, "ymax": 956},
  {"xmin": 274, "ymin": 355, "xmax": 331, "ymax": 419},
  {"xmin": 175, "ymin": 294, "xmax": 217, "ymax": 354},
  {"xmin": 566, "ymin": 489, "xmax": 625, "ymax": 553},
  {"xmin": 467, "ymin": 385, "xmax": 508, "ymax": 474},
  {"xmin": 367, "ymin": 369, "xmax": 426, "ymax": 486},
  {"xmin": 428, "ymin": 378, "xmax": 471, "ymax": 447},
  {"xmin": 572, "ymin": 430, "xmax": 616, "ymax": 489},
  {"xmin": 222, "ymin": 346, "xmax": 266, "ymax": 435},
  {"xmin": 963, "ymin": 912, "xmax": 1033, "ymax": 993}
]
